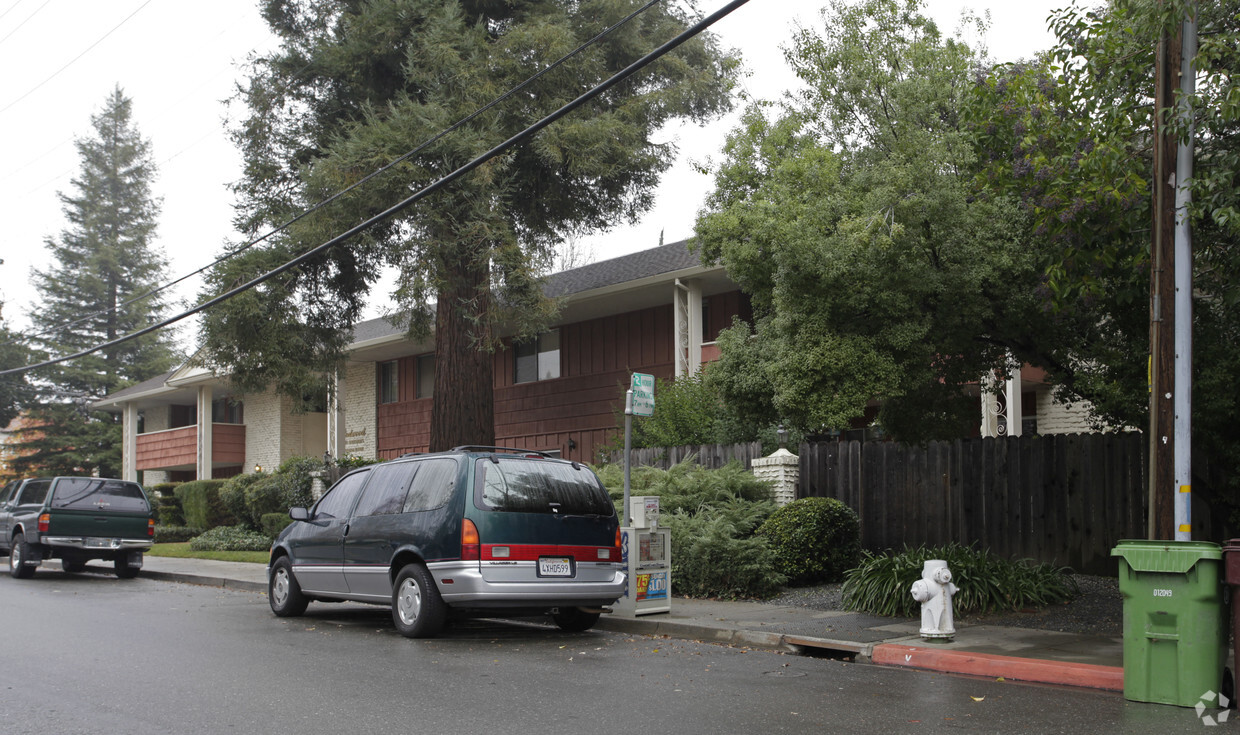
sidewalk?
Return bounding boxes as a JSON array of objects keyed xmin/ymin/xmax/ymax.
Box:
[{"xmin": 132, "ymin": 555, "xmax": 1123, "ymax": 692}]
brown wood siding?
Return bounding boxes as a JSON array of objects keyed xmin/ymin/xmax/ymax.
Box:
[
  {"xmin": 212, "ymin": 424, "xmax": 247, "ymax": 464},
  {"xmin": 704, "ymin": 290, "xmax": 751, "ymax": 343},
  {"xmin": 136, "ymin": 426, "xmax": 196, "ymax": 470},
  {"xmin": 374, "ymin": 299, "xmax": 748, "ymax": 462}
]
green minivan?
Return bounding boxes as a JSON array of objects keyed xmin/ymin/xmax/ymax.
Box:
[{"xmin": 267, "ymin": 447, "xmax": 625, "ymax": 638}]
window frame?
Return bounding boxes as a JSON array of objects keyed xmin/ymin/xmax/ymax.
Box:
[
  {"xmin": 514, "ymin": 329, "xmax": 561, "ymax": 384},
  {"xmin": 378, "ymin": 360, "xmax": 399, "ymax": 404}
]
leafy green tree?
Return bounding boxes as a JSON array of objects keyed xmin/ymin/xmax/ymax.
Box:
[
  {"xmin": 0, "ymin": 305, "xmax": 34, "ymax": 431},
  {"xmin": 966, "ymin": 0, "xmax": 1240, "ymax": 522},
  {"xmin": 696, "ymin": 0, "xmax": 1060, "ymax": 441},
  {"xmin": 11, "ymin": 88, "xmax": 180, "ymax": 477},
  {"xmin": 203, "ymin": 0, "xmax": 736, "ymax": 449}
]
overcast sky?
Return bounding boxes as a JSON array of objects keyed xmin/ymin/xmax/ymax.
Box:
[{"xmin": 0, "ymin": 0, "xmax": 1060, "ymax": 346}]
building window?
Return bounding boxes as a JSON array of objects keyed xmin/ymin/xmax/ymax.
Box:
[
  {"xmin": 416, "ymin": 354, "xmax": 435, "ymax": 399},
  {"xmin": 379, "ymin": 360, "xmax": 399, "ymax": 404},
  {"xmin": 212, "ymin": 398, "xmax": 244, "ymax": 424},
  {"xmin": 514, "ymin": 330, "xmax": 560, "ymax": 384}
]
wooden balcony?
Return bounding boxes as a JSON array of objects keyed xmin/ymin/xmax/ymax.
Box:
[{"xmin": 135, "ymin": 424, "xmax": 246, "ymax": 471}]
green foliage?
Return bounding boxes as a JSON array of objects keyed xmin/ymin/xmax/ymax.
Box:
[
  {"xmin": 594, "ymin": 459, "xmax": 782, "ymax": 599},
  {"xmin": 173, "ymin": 480, "xmax": 235, "ymax": 531},
  {"xmin": 188, "ymin": 525, "xmax": 274, "ymax": 553},
  {"xmin": 202, "ymin": 0, "xmax": 737, "ymax": 449},
  {"xmin": 153, "ymin": 525, "xmax": 202, "ymax": 544},
  {"xmin": 665, "ymin": 505, "xmax": 787, "ymax": 599},
  {"xmin": 270, "ymin": 456, "xmax": 326, "ymax": 511},
  {"xmin": 219, "ymin": 472, "xmax": 284, "ymax": 530},
  {"xmin": 148, "ymin": 482, "xmax": 180, "ymax": 497},
  {"xmin": 758, "ymin": 497, "xmax": 860, "ymax": 585},
  {"xmin": 0, "ymin": 314, "xmax": 34, "ymax": 431},
  {"xmin": 334, "ymin": 455, "xmax": 380, "ymax": 472},
  {"xmin": 694, "ymin": 0, "xmax": 1042, "ymax": 442},
  {"xmin": 10, "ymin": 88, "xmax": 180, "ymax": 477},
  {"xmin": 155, "ymin": 493, "xmax": 184, "ymax": 527},
  {"xmin": 841, "ymin": 544, "xmax": 1080, "ymax": 618},
  {"xmin": 260, "ymin": 512, "xmax": 294, "ymax": 539}
]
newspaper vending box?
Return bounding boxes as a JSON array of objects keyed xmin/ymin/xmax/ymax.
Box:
[{"xmin": 617, "ymin": 496, "xmax": 672, "ymax": 616}]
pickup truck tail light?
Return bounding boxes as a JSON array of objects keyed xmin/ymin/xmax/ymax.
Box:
[
  {"xmin": 38, "ymin": 513, "xmax": 50, "ymax": 532},
  {"xmin": 461, "ymin": 519, "xmax": 480, "ymax": 561},
  {"xmin": 148, "ymin": 518, "xmax": 156, "ymax": 537}
]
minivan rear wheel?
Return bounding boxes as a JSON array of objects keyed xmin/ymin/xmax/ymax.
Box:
[
  {"xmin": 552, "ymin": 607, "xmax": 601, "ymax": 632},
  {"xmin": 392, "ymin": 563, "xmax": 445, "ymax": 639}
]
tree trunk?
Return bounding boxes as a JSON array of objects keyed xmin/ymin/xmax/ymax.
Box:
[{"xmin": 429, "ymin": 242, "xmax": 494, "ymax": 451}]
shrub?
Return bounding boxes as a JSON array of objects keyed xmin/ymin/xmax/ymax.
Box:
[
  {"xmin": 174, "ymin": 480, "xmax": 235, "ymax": 530},
  {"xmin": 260, "ymin": 512, "xmax": 293, "ymax": 539},
  {"xmin": 841, "ymin": 543, "xmax": 1081, "ymax": 617},
  {"xmin": 155, "ymin": 494, "xmax": 185, "ymax": 526},
  {"xmin": 665, "ymin": 503, "xmax": 786, "ymax": 599},
  {"xmin": 335, "ymin": 455, "xmax": 380, "ymax": 472},
  {"xmin": 189, "ymin": 525, "xmax": 273, "ymax": 552},
  {"xmin": 153, "ymin": 525, "xmax": 203, "ymax": 543},
  {"xmin": 269, "ymin": 456, "xmax": 327, "ymax": 511},
  {"xmin": 147, "ymin": 481, "xmax": 181, "ymax": 498},
  {"xmin": 217, "ymin": 474, "xmax": 257, "ymax": 527},
  {"xmin": 594, "ymin": 459, "xmax": 774, "ymax": 517},
  {"xmin": 758, "ymin": 497, "xmax": 861, "ymax": 585}
]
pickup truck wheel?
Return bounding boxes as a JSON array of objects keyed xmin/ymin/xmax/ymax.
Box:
[
  {"xmin": 391, "ymin": 564, "xmax": 445, "ymax": 639},
  {"xmin": 552, "ymin": 607, "xmax": 601, "ymax": 632},
  {"xmin": 269, "ymin": 557, "xmax": 308, "ymax": 617},
  {"xmin": 9, "ymin": 533, "xmax": 35, "ymax": 579},
  {"xmin": 61, "ymin": 559, "xmax": 86, "ymax": 574},
  {"xmin": 114, "ymin": 556, "xmax": 140, "ymax": 579}
]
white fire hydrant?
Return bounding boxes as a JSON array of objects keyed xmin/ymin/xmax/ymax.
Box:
[{"xmin": 910, "ymin": 559, "xmax": 957, "ymax": 640}]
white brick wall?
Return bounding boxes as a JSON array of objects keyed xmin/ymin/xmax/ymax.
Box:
[
  {"xmin": 1035, "ymin": 388, "xmax": 1097, "ymax": 434},
  {"xmin": 342, "ymin": 360, "xmax": 377, "ymax": 459},
  {"xmin": 143, "ymin": 406, "xmax": 170, "ymax": 433},
  {"xmin": 244, "ymin": 389, "xmax": 285, "ymax": 473}
]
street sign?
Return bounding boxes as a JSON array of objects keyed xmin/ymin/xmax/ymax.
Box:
[{"xmin": 630, "ymin": 372, "xmax": 655, "ymax": 417}]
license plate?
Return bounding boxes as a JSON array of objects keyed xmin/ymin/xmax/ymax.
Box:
[
  {"xmin": 84, "ymin": 538, "xmax": 118, "ymax": 549},
  {"xmin": 538, "ymin": 557, "xmax": 572, "ymax": 577}
]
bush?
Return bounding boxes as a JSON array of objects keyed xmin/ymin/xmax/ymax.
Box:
[
  {"xmin": 841, "ymin": 543, "xmax": 1081, "ymax": 617},
  {"xmin": 147, "ymin": 481, "xmax": 181, "ymax": 498},
  {"xmin": 260, "ymin": 512, "xmax": 293, "ymax": 538},
  {"xmin": 189, "ymin": 525, "xmax": 274, "ymax": 552},
  {"xmin": 155, "ymin": 494, "xmax": 185, "ymax": 526},
  {"xmin": 174, "ymin": 480, "xmax": 235, "ymax": 530},
  {"xmin": 219, "ymin": 472, "xmax": 287, "ymax": 530},
  {"xmin": 335, "ymin": 455, "xmax": 380, "ymax": 472},
  {"xmin": 758, "ymin": 497, "xmax": 860, "ymax": 585},
  {"xmin": 269, "ymin": 456, "xmax": 327, "ymax": 511},
  {"xmin": 153, "ymin": 525, "xmax": 203, "ymax": 543},
  {"xmin": 594, "ymin": 459, "xmax": 774, "ymax": 517},
  {"xmin": 665, "ymin": 502, "xmax": 786, "ymax": 598}
]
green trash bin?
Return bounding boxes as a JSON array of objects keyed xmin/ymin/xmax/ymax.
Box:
[{"xmin": 1112, "ymin": 540, "xmax": 1226, "ymax": 707}]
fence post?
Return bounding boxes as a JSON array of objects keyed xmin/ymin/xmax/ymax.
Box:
[{"xmin": 751, "ymin": 447, "xmax": 799, "ymax": 506}]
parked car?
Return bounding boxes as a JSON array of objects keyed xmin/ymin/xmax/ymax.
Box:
[
  {"xmin": 267, "ymin": 447, "xmax": 626, "ymax": 638},
  {"xmin": 0, "ymin": 476, "xmax": 155, "ymax": 579}
]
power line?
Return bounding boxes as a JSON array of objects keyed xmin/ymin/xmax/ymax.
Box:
[
  {"xmin": 0, "ymin": 0, "xmax": 154, "ymax": 116},
  {"xmin": 0, "ymin": 0, "xmax": 752, "ymax": 378},
  {"xmin": 3, "ymin": 0, "xmax": 664, "ymax": 348},
  {"xmin": 0, "ymin": 0, "xmax": 48, "ymax": 46}
]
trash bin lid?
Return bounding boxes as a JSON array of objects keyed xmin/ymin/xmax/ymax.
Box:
[{"xmin": 1111, "ymin": 540, "xmax": 1222, "ymax": 573}]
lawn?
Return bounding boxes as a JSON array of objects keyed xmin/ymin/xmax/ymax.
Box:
[{"xmin": 148, "ymin": 543, "xmax": 268, "ymax": 564}]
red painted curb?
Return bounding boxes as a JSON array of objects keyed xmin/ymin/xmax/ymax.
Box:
[{"xmin": 871, "ymin": 643, "xmax": 1124, "ymax": 692}]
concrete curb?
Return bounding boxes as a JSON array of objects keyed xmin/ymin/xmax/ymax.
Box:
[
  {"xmin": 595, "ymin": 617, "xmax": 876, "ymax": 659},
  {"xmin": 871, "ymin": 643, "xmax": 1124, "ymax": 692},
  {"xmin": 139, "ymin": 569, "xmax": 268, "ymax": 594}
]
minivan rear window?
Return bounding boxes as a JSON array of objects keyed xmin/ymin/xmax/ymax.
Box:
[
  {"xmin": 51, "ymin": 479, "xmax": 149, "ymax": 513},
  {"xmin": 477, "ymin": 459, "xmax": 612, "ymax": 515}
]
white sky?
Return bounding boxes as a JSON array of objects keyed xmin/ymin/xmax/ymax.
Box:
[{"xmin": 0, "ymin": 0, "xmax": 1060, "ymax": 346}]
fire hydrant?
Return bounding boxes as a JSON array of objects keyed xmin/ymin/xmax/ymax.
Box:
[{"xmin": 910, "ymin": 559, "xmax": 957, "ymax": 640}]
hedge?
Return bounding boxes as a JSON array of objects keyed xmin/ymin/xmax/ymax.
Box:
[{"xmin": 173, "ymin": 480, "xmax": 235, "ymax": 530}]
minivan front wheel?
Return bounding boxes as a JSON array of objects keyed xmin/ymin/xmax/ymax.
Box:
[
  {"xmin": 269, "ymin": 557, "xmax": 309, "ymax": 617},
  {"xmin": 392, "ymin": 564, "xmax": 445, "ymax": 639}
]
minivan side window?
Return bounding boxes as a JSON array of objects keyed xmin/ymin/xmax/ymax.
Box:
[
  {"xmin": 16, "ymin": 479, "xmax": 51, "ymax": 506},
  {"xmin": 313, "ymin": 470, "xmax": 370, "ymax": 520},
  {"xmin": 403, "ymin": 459, "xmax": 457, "ymax": 513},
  {"xmin": 352, "ymin": 463, "xmax": 414, "ymax": 517}
]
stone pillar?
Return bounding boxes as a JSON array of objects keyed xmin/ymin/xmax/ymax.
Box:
[{"xmin": 752, "ymin": 447, "xmax": 800, "ymax": 507}]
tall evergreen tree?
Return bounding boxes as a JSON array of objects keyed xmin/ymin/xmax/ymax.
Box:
[
  {"xmin": 0, "ymin": 301, "xmax": 34, "ymax": 431},
  {"xmin": 202, "ymin": 0, "xmax": 736, "ymax": 450},
  {"xmin": 12, "ymin": 87, "xmax": 181, "ymax": 477}
]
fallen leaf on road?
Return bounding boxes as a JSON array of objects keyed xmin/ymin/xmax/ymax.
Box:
[{"xmin": 970, "ymin": 696, "xmax": 985, "ymax": 702}]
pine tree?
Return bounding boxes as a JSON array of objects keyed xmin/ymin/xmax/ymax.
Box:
[
  {"xmin": 12, "ymin": 87, "xmax": 181, "ymax": 477},
  {"xmin": 202, "ymin": 0, "xmax": 736, "ymax": 450}
]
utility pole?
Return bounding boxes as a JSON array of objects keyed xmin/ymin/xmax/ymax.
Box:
[{"xmin": 1148, "ymin": 20, "xmax": 1179, "ymax": 540}]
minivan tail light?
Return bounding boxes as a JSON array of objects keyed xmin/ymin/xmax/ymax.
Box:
[
  {"xmin": 38, "ymin": 513, "xmax": 50, "ymax": 533},
  {"xmin": 461, "ymin": 519, "xmax": 480, "ymax": 561},
  {"xmin": 614, "ymin": 526, "xmax": 622, "ymax": 553}
]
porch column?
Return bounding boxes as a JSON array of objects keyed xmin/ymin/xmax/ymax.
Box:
[
  {"xmin": 196, "ymin": 386, "xmax": 213, "ymax": 480},
  {"xmin": 673, "ymin": 279, "xmax": 703, "ymax": 376},
  {"xmin": 326, "ymin": 371, "xmax": 342, "ymax": 460},
  {"xmin": 1004, "ymin": 362, "xmax": 1023, "ymax": 437},
  {"xmin": 122, "ymin": 402, "xmax": 138, "ymax": 483}
]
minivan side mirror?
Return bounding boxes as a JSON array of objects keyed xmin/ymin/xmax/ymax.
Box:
[{"xmin": 289, "ymin": 507, "xmax": 310, "ymax": 522}]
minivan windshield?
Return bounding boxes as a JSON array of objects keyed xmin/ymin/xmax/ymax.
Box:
[{"xmin": 478, "ymin": 459, "xmax": 612, "ymax": 516}]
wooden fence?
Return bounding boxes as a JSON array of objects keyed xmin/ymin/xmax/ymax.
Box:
[
  {"xmin": 799, "ymin": 434, "xmax": 1147, "ymax": 575},
  {"xmin": 618, "ymin": 434, "xmax": 1147, "ymax": 575}
]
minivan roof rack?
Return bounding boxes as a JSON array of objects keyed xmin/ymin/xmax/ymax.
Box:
[{"xmin": 451, "ymin": 446, "xmax": 556, "ymax": 458}]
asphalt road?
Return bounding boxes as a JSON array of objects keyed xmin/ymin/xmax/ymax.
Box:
[{"xmin": 0, "ymin": 570, "xmax": 1209, "ymax": 734}]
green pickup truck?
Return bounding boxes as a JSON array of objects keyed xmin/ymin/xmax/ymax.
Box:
[{"xmin": 0, "ymin": 476, "xmax": 155, "ymax": 579}]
